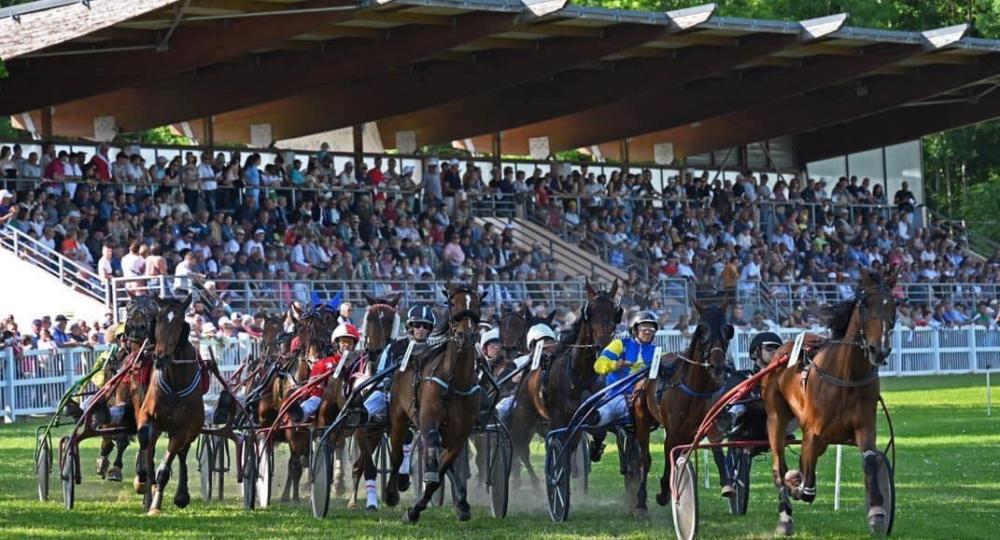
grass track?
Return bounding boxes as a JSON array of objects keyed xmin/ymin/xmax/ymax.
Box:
[{"xmin": 1, "ymin": 374, "xmax": 997, "ymax": 539}]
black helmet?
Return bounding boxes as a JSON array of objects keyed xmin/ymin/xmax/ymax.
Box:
[
  {"xmin": 630, "ymin": 311, "xmax": 659, "ymax": 334},
  {"xmin": 749, "ymin": 332, "xmax": 782, "ymax": 359}
]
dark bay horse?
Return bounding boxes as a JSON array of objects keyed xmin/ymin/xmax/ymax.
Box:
[
  {"xmin": 632, "ymin": 300, "xmax": 734, "ymax": 515},
  {"xmin": 762, "ymin": 270, "xmax": 897, "ymax": 536},
  {"xmin": 136, "ymin": 295, "xmax": 205, "ymax": 516},
  {"xmin": 385, "ymin": 281, "xmax": 482, "ymax": 523},
  {"xmin": 511, "ymin": 279, "xmax": 621, "ymax": 489},
  {"xmin": 341, "ymin": 294, "xmax": 402, "ymax": 509}
]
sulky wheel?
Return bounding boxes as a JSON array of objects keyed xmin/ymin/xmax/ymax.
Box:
[
  {"xmin": 544, "ymin": 438, "xmax": 571, "ymax": 522},
  {"xmin": 726, "ymin": 447, "xmax": 752, "ymax": 516},
  {"xmin": 865, "ymin": 451, "xmax": 896, "ymax": 537},
  {"xmin": 37, "ymin": 436, "xmax": 51, "ymax": 502},
  {"xmin": 199, "ymin": 434, "xmax": 214, "ymax": 502},
  {"xmin": 241, "ymin": 435, "xmax": 257, "ymax": 510},
  {"xmin": 254, "ymin": 433, "xmax": 272, "ymax": 509},
  {"xmin": 488, "ymin": 429, "xmax": 512, "ymax": 519},
  {"xmin": 671, "ymin": 455, "xmax": 698, "ymax": 540},
  {"xmin": 310, "ymin": 437, "xmax": 332, "ymax": 519},
  {"xmin": 61, "ymin": 442, "xmax": 77, "ymax": 510}
]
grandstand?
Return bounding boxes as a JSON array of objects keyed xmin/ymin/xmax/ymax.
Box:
[{"xmin": 0, "ymin": 0, "xmax": 998, "ymax": 331}]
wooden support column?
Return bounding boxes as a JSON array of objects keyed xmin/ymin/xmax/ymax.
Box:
[
  {"xmin": 620, "ymin": 139, "xmax": 630, "ymax": 175},
  {"xmin": 203, "ymin": 116, "xmax": 215, "ymax": 154},
  {"xmin": 40, "ymin": 107, "xmax": 53, "ymax": 139},
  {"xmin": 491, "ymin": 131, "xmax": 502, "ymax": 180},
  {"xmin": 352, "ymin": 124, "xmax": 364, "ymax": 171}
]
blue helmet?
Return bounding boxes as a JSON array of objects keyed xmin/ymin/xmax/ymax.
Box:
[{"xmin": 407, "ymin": 306, "xmax": 436, "ymax": 327}]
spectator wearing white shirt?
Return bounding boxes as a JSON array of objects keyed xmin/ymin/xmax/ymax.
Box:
[
  {"xmin": 198, "ymin": 152, "xmax": 217, "ymax": 213},
  {"xmin": 244, "ymin": 229, "xmax": 266, "ymax": 258}
]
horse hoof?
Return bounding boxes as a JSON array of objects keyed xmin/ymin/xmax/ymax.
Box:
[
  {"xmin": 96, "ymin": 457, "xmax": 109, "ymax": 478},
  {"xmin": 347, "ymin": 501, "xmax": 359, "ymax": 510},
  {"xmin": 133, "ymin": 478, "xmax": 146, "ymax": 494},
  {"xmin": 334, "ymin": 481, "xmax": 346, "ymax": 497},
  {"xmin": 367, "ymin": 504, "xmax": 379, "ymax": 512},
  {"xmin": 402, "ymin": 507, "xmax": 420, "ymax": 524},
  {"xmin": 397, "ymin": 474, "xmax": 410, "ymax": 493},
  {"xmin": 868, "ymin": 506, "xmax": 887, "ymax": 536},
  {"xmin": 174, "ymin": 491, "xmax": 190, "ymax": 509},
  {"xmin": 775, "ymin": 521, "xmax": 795, "ymax": 536},
  {"xmin": 721, "ymin": 484, "xmax": 736, "ymax": 498},
  {"xmin": 631, "ymin": 507, "xmax": 649, "ymax": 518},
  {"xmin": 147, "ymin": 509, "xmax": 161, "ymax": 517},
  {"xmin": 456, "ymin": 507, "xmax": 471, "ymax": 521},
  {"xmin": 107, "ymin": 467, "xmax": 123, "ymax": 482},
  {"xmin": 385, "ymin": 488, "xmax": 400, "ymax": 508},
  {"xmin": 655, "ymin": 492, "xmax": 668, "ymax": 507}
]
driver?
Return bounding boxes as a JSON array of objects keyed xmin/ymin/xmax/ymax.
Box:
[
  {"xmin": 292, "ymin": 323, "xmax": 360, "ymax": 423},
  {"xmin": 494, "ymin": 322, "xmax": 557, "ymax": 424},
  {"xmin": 715, "ymin": 331, "xmax": 782, "ymax": 440},
  {"xmin": 587, "ymin": 311, "xmax": 658, "ymax": 428}
]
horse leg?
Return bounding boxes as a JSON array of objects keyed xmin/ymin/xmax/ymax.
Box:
[
  {"xmin": 148, "ymin": 434, "xmax": 175, "ymax": 516},
  {"xmin": 632, "ymin": 415, "xmax": 652, "ymax": 516},
  {"xmin": 97, "ymin": 437, "xmax": 113, "ymax": 479},
  {"xmin": 656, "ymin": 432, "xmax": 682, "ymax": 507},
  {"xmin": 857, "ymin": 426, "xmax": 887, "ymax": 533},
  {"xmin": 173, "ymin": 442, "xmax": 192, "ymax": 509},
  {"xmin": 384, "ymin": 414, "xmax": 409, "ymax": 507},
  {"xmin": 108, "ymin": 435, "xmax": 128, "ymax": 482},
  {"xmin": 447, "ymin": 467, "xmax": 471, "ymax": 522},
  {"xmin": 792, "ymin": 431, "xmax": 826, "ymax": 504},
  {"xmin": 134, "ymin": 420, "xmax": 154, "ymax": 494},
  {"xmin": 768, "ymin": 406, "xmax": 794, "ymax": 535},
  {"xmin": 362, "ymin": 431, "xmax": 380, "ymax": 510},
  {"xmin": 403, "ymin": 427, "xmax": 444, "ymax": 524},
  {"xmin": 334, "ymin": 440, "xmax": 347, "ymax": 497}
]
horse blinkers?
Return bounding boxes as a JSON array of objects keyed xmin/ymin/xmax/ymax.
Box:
[{"xmin": 857, "ymin": 288, "xmax": 896, "ymax": 366}]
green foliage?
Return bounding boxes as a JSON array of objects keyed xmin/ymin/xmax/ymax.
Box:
[
  {"xmin": 118, "ymin": 126, "xmax": 192, "ymax": 146},
  {"xmin": 953, "ymin": 175, "xmax": 1000, "ymax": 242}
]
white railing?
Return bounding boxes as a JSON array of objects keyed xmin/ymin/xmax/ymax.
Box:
[
  {"xmin": 0, "ymin": 224, "xmax": 107, "ymax": 302},
  {"xmin": 4, "ymin": 326, "xmax": 998, "ymax": 423},
  {"xmin": 1, "ymin": 338, "xmax": 254, "ymax": 423}
]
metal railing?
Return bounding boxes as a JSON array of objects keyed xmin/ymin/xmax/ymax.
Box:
[
  {"xmin": 109, "ymin": 275, "xmax": 693, "ymax": 323},
  {"xmin": 5, "ymin": 325, "xmax": 997, "ymax": 422},
  {"xmin": 1, "ymin": 337, "xmax": 255, "ymax": 423},
  {"xmin": 0, "ymin": 224, "xmax": 107, "ymax": 302}
]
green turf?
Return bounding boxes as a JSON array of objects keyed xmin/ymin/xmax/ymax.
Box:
[{"xmin": 1, "ymin": 374, "xmax": 997, "ymax": 539}]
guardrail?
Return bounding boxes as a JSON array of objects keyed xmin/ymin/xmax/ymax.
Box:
[
  {"xmin": 1, "ymin": 337, "xmax": 257, "ymax": 423},
  {"xmin": 4, "ymin": 325, "xmax": 997, "ymax": 422},
  {"xmin": 0, "ymin": 224, "xmax": 106, "ymax": 302},
  {"xmin": 109, "ymin": 275, "xmax": 694, "ymax": 323}
]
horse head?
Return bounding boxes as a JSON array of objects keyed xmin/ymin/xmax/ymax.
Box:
[
  {"xmin": 498, "ymin": 304, "xmax": 533, "ymax": 358},
  {"xmin": 582, "ymin": 277, "xmax": 622, "ymax": 351},
  {"xmin": 152, "ymin": 295, "xmax": 193, "ymax": 369},
  {"xmin": 856, "ymin": 269, "xmax": 899, "ymax": 366},
  {"xmin": 443, "ymin": 278, "xmax": 481, "ymax": 349},
  {"xmin": 362, "ymin": 293, "xmax": 402, "ymax": 354},
  {"xmin": 690, "ymin": 298, "xmax": 734, "ymax": 385}
]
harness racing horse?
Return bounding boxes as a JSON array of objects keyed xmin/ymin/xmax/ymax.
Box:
[
  {"xmin": 633, "ymin": 300, "xmax": 734, "ymax": 515},
  {"xmin": 511, "ymin": 279, "xmax": 621, "ymax": 490},
  {"xmin": 136, "ymin": 295, "xmax": 206, "ymax": 515},
  {"xmin": 385, "ymin": 280, "xmax": 482, "ymax": 523},
  {"xmin": 342, "ymin": 294, "xmax": 402, "ymax": 509},
  {"xmin": 762, "ymin": 269, "xmax": 898, "ymax": 536}
]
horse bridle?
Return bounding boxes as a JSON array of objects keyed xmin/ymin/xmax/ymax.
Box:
[
  {"xmin": 829, "ymin": 284, "xmax": 897, "ymax": 367},
  {"xmin": 570, "ymin": 293, "xmax": 623, "ymax": 350},
  {"xmin": 362, "ymin": 303, "xmax": 398, "ymax": 355},
  {"xmin": 446, "ymin": 286, "xmax": 481, "ymax": 349}
]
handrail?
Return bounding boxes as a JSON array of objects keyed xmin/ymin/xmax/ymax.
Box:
[{"xmin": 0, "ymin": 224, "xmax": 106, "ymax": 301}]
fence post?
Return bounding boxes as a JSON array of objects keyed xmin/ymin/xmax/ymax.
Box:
[
  {"xmin": 969, "ymin": 326, "xmax": 979, "ymax": 373},
  {"xmin": 3, "ymin": 348, "xmax": 15, "ymax": 422},
  {"xmin": 931, "ymin": 330, "xmax": 941, "ymax": 374},
  {"xmin": 63, "ymin": 348, "xmax": 76, "ymax": 402}
]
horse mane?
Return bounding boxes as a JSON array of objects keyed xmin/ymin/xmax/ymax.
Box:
[
  {"xmin": 824, "ymin": 300, "xmax": 856, "ymax": 339},
  {"xmin": 558, "ymin": 315, "xmax": 584, "ymax": 349}
]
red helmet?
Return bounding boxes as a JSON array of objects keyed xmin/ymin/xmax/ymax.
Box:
[{"xmin": 331, "ymin": 323, "xmax": 361, "ymax": 343}]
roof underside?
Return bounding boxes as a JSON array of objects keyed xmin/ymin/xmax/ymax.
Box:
[{"xmin": 3, "ymin": 0, "xmax": 1000, "ymax": 165}]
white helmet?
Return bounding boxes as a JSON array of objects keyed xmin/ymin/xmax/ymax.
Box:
[
  {"xmin": 479, "ymin": 327, "xmax": 500, "ymax": 350},
  {"xmin": 525, "ymin": 323, "xmax": 556, "ymax": 350},
  {"xmin": 331, "ymin": 323, "xmax": 361, "ymax": 344}
]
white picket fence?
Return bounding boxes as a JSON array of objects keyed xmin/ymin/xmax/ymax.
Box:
[
  {"xmin": 2, "ymin": 326, "xmax": 998, "ymax": 423},
  {"xmin": 1, "ymin": 338, "xmax": 253, "ymax": 423}
]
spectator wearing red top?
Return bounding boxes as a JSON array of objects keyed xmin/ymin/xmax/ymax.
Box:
[
  {"xmin": 89, "ymin": 143, "xmax": 112, "ymax": 182},
  {"xmin": 367, "ymin": 156, "xmax": 384, "ymax": 187}
]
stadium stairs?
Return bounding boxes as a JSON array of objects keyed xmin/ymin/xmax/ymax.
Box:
[
  {"xmin": 0, "ymin": 225, "xmax": 108, "ymax": 322},
  {"xmin": 476, "ymin": 216, "xmax": 628, "ymax": 286}
]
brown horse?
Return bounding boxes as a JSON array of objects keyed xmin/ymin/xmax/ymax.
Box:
[
  {"xmin": 632, "ymin": 300, "xmax": 733, "ymax": 514},
  {"xmin": 341, "ymin": 294, "xmax": 402, "ymax": 509},
  {"xmin": 385, "ymin": 281, "xmax": 482, "ymax": 523},
  {"xmin": 93, "ymin": 336, "xmax": 140, "ymax": 483},
  {"xmin": 762, "ymin": 270, "xmax": 897, "ymax": 536},
  {"xmin": 497, "ymin": 304, "xmax": 535, "ymax": 361},
  {"xmin": 136, "ymin": 295, "xmax": 205, "ymax": 516},
  {"xmin": 511, "ymin": 278, "xmax": 621, "ymax": 489}
]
